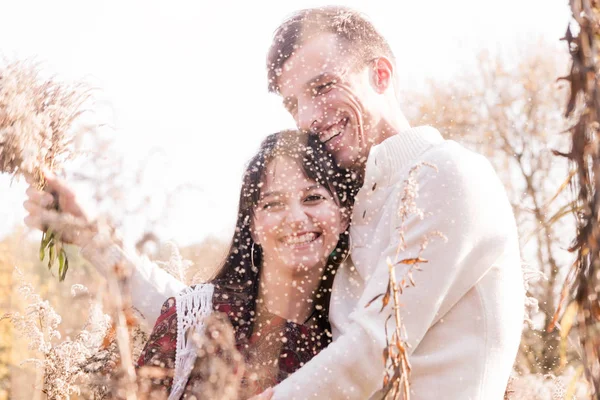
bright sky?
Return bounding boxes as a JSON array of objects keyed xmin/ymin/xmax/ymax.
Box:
[{"xmin": 0, "ymin": 0, "xmax": 571, "ymax": 246}]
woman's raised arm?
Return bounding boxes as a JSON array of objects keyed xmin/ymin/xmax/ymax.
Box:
[{"xmin": 23, "ymin": 169, "xmax": 186, "ymax": 324}]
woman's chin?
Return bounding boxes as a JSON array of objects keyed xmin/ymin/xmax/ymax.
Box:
[{"xmin": 282, "ymin": 255, "xmax": 330, "ymax": 275}]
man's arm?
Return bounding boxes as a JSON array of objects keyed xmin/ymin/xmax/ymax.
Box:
[{"xmin": 273, "ymin": 151, "xmax": 519, "ymax": 399}]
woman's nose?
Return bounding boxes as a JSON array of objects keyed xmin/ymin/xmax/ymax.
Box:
[{"xmin": 284, "ymin": 203, "xmax": 309, "ymax": 227}]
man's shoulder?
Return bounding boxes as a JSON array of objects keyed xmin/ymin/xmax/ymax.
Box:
[
  {"xmin": 422, "ymin": 140, "xmax": 491, "ymax": 174},
  {"xmin": 393, "ymin": 139, "xmax": 498, "ymax": 192},
  {"xmin": 421, "ymin": 140, "xmax": 515, "ymax": 230},
  {"xmin": 395, "ymin": 139, "xmax": 512, "ymax": 222}
]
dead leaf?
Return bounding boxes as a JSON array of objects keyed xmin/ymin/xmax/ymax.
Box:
[{"xmin": 397, "ymin": 257, "xmax": 428, "ymax": 265}]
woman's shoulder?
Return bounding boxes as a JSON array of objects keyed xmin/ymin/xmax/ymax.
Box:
[
  {"xmin": 156, "ymin": 283, "xmax": 215, "ymax": 317},
  {"xmin": 155, "ymin": 281, "xmax": 253, "ymax": 337},
  {"xmin": 152, "ymin": 296, "xmax": 177, "ymax": 328}
]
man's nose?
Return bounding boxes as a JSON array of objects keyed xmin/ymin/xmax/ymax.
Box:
[{"xmin": 296, "ymin": 101, "xmax": 319, "ymax": 132}]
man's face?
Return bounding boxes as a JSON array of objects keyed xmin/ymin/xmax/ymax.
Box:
[{"xmin": 278, "ymin": 33, "xmax": 380, "ymax": 169}]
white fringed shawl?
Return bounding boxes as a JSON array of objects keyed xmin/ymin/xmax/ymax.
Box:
[{"xmin": 168, "ymin": 284, "xmax": 215, "ymax": 400}]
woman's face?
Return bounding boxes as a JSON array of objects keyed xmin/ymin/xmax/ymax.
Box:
[{"xmin": 252, "ymin": 155, "xmax": 346, "ymax": 276}]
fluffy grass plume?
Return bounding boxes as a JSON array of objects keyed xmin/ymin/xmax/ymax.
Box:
[{"xmin": 0, "ymin": 59, "xmax": 92, "ymax": 281}]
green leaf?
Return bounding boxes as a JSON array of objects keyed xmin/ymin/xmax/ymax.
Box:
[
  {"xmin": 62, "ymin": 257, "xmax": 69, "ymax": 281},
  {"xmin": 39, "ymin": 231, "xmax": 47, "ymax": 261},
  {"xmin": 58, "ymin": 249, "xmax": 66, "ymax": 281},
  {"xmin": 48, "ymin": 244, "xmax": 55, "ymax": 270},
  {"xmin": 40, "ymin": 229, "xmax": 71, "ymax": 281},
  {"xmin": 43, "ymin": 230, "xmax": 53, "ymax": 249}
]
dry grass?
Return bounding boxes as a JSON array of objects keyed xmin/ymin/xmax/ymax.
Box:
[
  {"xmin": 0, "ymin": 59, "xmax": 95, "ymax": 282},
  {"xmin": 0, "ymin": 59, "xmax": 91, "ymax": 183}
]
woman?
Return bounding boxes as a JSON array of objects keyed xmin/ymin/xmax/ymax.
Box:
[{"xmin": 24, "ymin": 130, "xmax": 359, "ymax": 399}]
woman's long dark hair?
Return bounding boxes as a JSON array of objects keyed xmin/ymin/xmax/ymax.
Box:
[{"xmin": 211, "ymin": 130, "xmax": 360, "ymax": 336}]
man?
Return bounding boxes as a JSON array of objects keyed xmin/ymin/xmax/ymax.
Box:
[{"xmin": 262, "ymin": 6, "xmax": 524, "ymax": 399}]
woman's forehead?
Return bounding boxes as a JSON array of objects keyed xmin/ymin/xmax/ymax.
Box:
[{"xmin": 262, "ymin": 156, "xmax": 317, "ymax": 192}]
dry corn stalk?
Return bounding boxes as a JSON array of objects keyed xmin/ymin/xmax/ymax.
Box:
[
  {"xmin": 551, "ymin": 0, "xmax": 600, "ymax": 395},
  {"xmin": 365, "ymin": 163, "xmax": 446, "ymax": 400}
]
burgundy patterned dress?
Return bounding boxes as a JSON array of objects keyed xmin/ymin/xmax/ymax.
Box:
[{"xmin": 137, "ymin": 284, "xmax": 331, "ymax": 398}]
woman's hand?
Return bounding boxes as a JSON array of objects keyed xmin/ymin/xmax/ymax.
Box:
[{"xmin": 23, "ymin": 169, "xmax": 96, "ymax": 247}]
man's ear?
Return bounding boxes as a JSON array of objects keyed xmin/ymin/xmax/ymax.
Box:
[{"xmin": 370, "ymin": 57, "xmax": 394, "ymax": 94}]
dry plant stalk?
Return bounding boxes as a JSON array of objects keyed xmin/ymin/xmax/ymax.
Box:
[
  {"xmin": 21, "ymin": 216, "xmax": 146, "ymax": 400},
  {"xmin": 82, "ymin": 325, "xmax": 154, "ymax": 400},
  {"xmin": 184, "ymin": 313, "xmax": 245, "ymax": 399},
  {"xmin": 2, "ymin": 269, "xmax": 110, "ymax": 399},
  {"xmin": 365, "ymin": 163, "xmax": 446, "ymax": 400},
  {"xmin": 551, "ymin": 0, "xmax": 600, "ymax": 396},
  {"xmin": 0, "ymin": 59, "xmax": 92, "ymax": 281},
  {"xmin": 130, "ymin": 313, "xmax": 243, "ymax": 400},
  {"xmin": 62, "ymin": 222, "xmax": 153, "ymax": 400},
  {"xmin": 155, "ymin": 242, "xmax": 194, "ymax": 284},
  {"xmin": 94, "ymin": 226, "xmax": 140, "ymax": 400}
]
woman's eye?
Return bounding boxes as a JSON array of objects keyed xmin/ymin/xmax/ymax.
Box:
[
  {"xmin": 262, "ymin": 201, "xmax": 283, "ymax": 210},
  {"xmin": 305, "ymin": 194, "xmax": 325, "ymax": 203}
]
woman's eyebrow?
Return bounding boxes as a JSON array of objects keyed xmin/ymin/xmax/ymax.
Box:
[
  {"xmin": 261, "ymin": 185, "xmax": 322, "ymax": 199},
  {"xmin": 260, "ymin": 190, "xmax": 282, "ymax": 199},
  {"xmin": 304, "ymin": 184, "xmax": 323, "ymax": 192}
]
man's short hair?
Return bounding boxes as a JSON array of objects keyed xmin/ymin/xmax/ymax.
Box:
[{"xmin": 267, "ymin": 6, "xmax": 395, "ymax": 93}]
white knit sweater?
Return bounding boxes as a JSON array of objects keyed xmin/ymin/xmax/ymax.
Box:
[
  {"xmin": 272, "ymin": 126, "xmax": 524, "ymax": 399},
  {"xmin": 82, "ymin": 126, "xmax": 524, "ymax": 399}
]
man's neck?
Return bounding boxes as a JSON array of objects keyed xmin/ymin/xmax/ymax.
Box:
[
  {"xmin": 352, "ymin": 113, "xmax": 411, "ymax": 179},
  {"xmin": 373, "ymin": 111, "xmax": 411, "ymax": 146}
]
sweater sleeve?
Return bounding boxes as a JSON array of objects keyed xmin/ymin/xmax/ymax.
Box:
[
  {"xmin": 272, "ymin": 150, "xmax": 518, "ymax": 399},
  {"xmin": 80, "ymin": 240, "xmax": 186, "ymax": 325}
]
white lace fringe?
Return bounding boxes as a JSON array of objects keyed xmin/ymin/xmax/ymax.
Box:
[{"xmin": 169, "ymin": 284, "xmax": 215, "ymax": 400}]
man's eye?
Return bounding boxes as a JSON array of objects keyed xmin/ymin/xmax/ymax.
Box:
[{"xmin": 313, "ymin": 82, "xmax": 334, "ymax": 96}]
